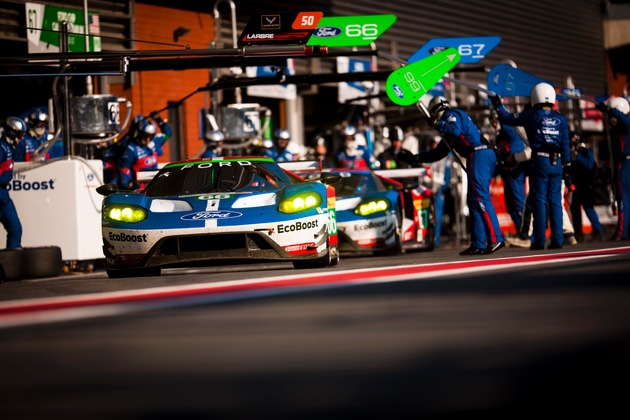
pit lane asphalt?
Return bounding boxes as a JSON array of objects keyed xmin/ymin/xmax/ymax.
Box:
[{"xmin": 1, "ymin": 241, "xmax": 629, "ymax": 418}]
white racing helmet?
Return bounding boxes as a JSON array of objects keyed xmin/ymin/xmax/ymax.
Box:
[
  {"xmin": 608, "ymin": 97, "xmax": 630, "ymax": 115},
  {"xmin": 28, "ymin": 109, "xmax": 49, "ymax": 138},
  {"xmin": 530, "ymin": 83, "xmax": 556, "ymax": 107},
  {"xmin": 342, "ymin": 125, "xmax": 356, "ymax": 137}
]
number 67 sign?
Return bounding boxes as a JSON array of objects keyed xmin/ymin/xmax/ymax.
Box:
[{"xmin": 409, "ymin": 36, "xmax": 501, "ymax": 65}]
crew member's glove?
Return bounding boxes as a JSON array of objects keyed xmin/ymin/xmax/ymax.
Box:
[
  {"xmin": 595, "ymin": 102, "xmax": 609, "ymax": 114},
  {"xmin": 513, "ymin": 146, "xmax": 532, "ymax": 163},
  {"xmin": 562, "ymin": 162, "xmax": 575, "ymax": 192},
  {"xmin": 491, "ymin": 94, "xmax": 502, "ymax": 107},
  {"xmin": 150, "ymin": 110, "xmax": 165, "ymax": 124}
]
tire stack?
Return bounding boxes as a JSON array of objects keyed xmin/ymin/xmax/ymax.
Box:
[{"xmin": 0, "ymin": 246, "xmax": 63, "ymax": 283}]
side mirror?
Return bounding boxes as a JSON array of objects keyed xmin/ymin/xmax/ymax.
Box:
[
  {"xmin": 96, "ymin": 183, "xmax": 117, "ymax": 197},
  {"xmin": 319, "ymin": 172, "xmax": 342, "ymax": 185}
]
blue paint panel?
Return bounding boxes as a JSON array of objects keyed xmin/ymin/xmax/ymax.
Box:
[{"xmin": 487, "ymin": 63, "xmax": 552, "ymax": 97}]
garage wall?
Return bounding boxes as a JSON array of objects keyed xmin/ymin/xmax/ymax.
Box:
[{"xmin": 224, "ymin": 0, "xmax": 607, "ymax": 96}]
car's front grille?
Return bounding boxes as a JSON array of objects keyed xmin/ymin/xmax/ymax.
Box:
[{"xmin": 151, "ymin": 233, "xmax": 280, "ymax": 265}]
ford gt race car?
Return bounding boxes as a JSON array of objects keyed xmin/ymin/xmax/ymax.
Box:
[
  {"xmin": 323, "ymin": 168, "xmax": 435, "ymax": 256},
  {"xmin": 97, "ymin": 157, "xmax": 340, "ymax": 278}
]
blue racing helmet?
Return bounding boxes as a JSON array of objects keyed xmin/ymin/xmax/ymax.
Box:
[{"xmin": 135, "ymin": 117, "xmax": 156, "ymax": 146}]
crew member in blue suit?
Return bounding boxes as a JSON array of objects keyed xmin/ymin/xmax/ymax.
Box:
[
  {"xmin": 597, "ymin": 96, "xmax": 630, "ymax": 240},
  {"xmin": 199, "ymin": 130, "xmax": 225, "ymax": 159},
  {"xmin": 493, "ymin": 118, "xmax": 528, "ymax": 237},
  {"xmin": 569, "ymin": 134, "xmax": 604, "ymax": 241},
  {"xmin": 264, "ymin": 128, "xmax": 295, "ymax": 162},
  {"xmin": 494, "ymin": 83, "xmax": 572, "ymax": 250},
  {"xmin": 119, "ymin": 112, "xmax": 172, "ymax": 190},
  {"xmin": 334, "ymin": 125, "xmax": 371, "ymax": 169},
  {"xmin": 403, "ymin": 96, "xmax": 504, "ymax": 255},
  {"xmin": 0, "ymin": 117, "xmax": 25, "ymax": 249},
  {"xmin": 15, "ymin": 109, "xmax": 49, "ymax": 162}
]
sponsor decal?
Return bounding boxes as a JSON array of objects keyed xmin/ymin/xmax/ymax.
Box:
[
  {"xmin": 173, "ymin": 161, "xmax": 253, "ymax": 171},
  {"xmin": 181, "ymin": 210, "xmax": 243, "ymax": 220},
  {"xmin": 542, "ymin": 117, "xmax": 561, "ymax": 126},
  {"xmin": 261, "ymin": 14, "xmax": 280, "ymax": 30},
  {"xmin": 542, "ymin": 128, "xmax": 560, "ymax": 136},
  {"xmin": 277, "ymin": 219, "xmax": 319, "ymax": 233},
  {"xmin": 109, "ymin": 231, "xmax": 148, "ymax": 243},
  {"xmin": 354, "ymin": 219, "xmax": 388, "ymax": 231},
  {"xmin": 284, "ymin": 242, "xmax": 317, "ymax": 254},
  {"xmin": 244, "ymin": 32, "xmax": 309, "ymax": 42},
  {"xmin": 429, "ymin": 46, "xmax": 448, "ymax": 54},
  {"xmin": 312, "ymin": 26, "xmax": 342, "ymax": 38},
  {"xmin": 392, "ymin": 83, "xmax": 404, "ymax": 100},
  {"xmin": 247, "ymin": 33, "xmax": 274, "ymax": 39},
  {"xmin": 8, "ymin": 178, "xmax": 55, "ymax": 191},
  {"xmin": 285, "ymin": 243, "xmax": 315, "ymax": 252}
]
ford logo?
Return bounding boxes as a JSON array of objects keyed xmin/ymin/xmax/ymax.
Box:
[
  {"xmin": 392, "ymin": 84, "xmax": 404, "ymax": 100},
  {"xmin": 429, "ymin": 46, "xmax": 448, "ymax": 55},
  {"xmin": 313, "ymin": 26, "xmax": 342, "ymax": 38},
  {"xmin": 542, "ymin": 117, "xmax": 561, "ymax": 126},
  {"xmin": 181, "ymin": 210, "xmax": 243, "ymax": 220}
]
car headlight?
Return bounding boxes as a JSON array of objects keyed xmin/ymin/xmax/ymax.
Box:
[
  {"xmin": 355, "ymin": 198, "xmax": 389, "ymax": 216},
  {"xmin": 104, "ymin": 204, "xmax": 148, "ymax": 223},
  {"xmin": 278, "ymin": 192, "xmax": 322, "ymax": 214}
]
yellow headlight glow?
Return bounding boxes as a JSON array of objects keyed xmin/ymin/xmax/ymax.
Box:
[
  {"xmin": 279, "ymin": 192, "xmax": 322, "ymax": 214},
  {"xmin": 105, "ymin": 205, "xmax": 147, "ymax": 223},
  {"xmin": 356, "ymin": 199, "xmax": 389, "ymax": 216}
]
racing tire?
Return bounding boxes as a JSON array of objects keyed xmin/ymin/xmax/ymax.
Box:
[
  {"xmin": 106, "ymin": 267, "xmax": 161, "ymax": 279},
  {"xmin": 423, "ymin": 199, "xmax": 436, "ymax": 252},
  {"xmin": 329, "ymin": 244, "xmax": 340, "ymax": 266},
  {"xmin": 0, "ymin": 248, "xmax": 25, "ymax": 282},
  {"xmin": 375, "ymin": 206, "xmax": 404, "ymax": 256},
  {"xmin": 293, "ymin": 241, "xmax": 336, "ymax": 269},
  {"xmin": 374, "ymin": 231, "xmax": 403, "ymax": 256},
  {"xmin": 23, "ymin": 246, "xmax": 63, "ymax": 278}
]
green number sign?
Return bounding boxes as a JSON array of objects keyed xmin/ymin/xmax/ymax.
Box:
[
  {"xmin": 307, "ymin": 14, "xmax": 396, "ymax": 47},
  {"xmin": 385, "ymin": 48, "xmax": 461, "ymax": 106}
]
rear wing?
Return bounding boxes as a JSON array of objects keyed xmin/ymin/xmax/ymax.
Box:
[
  {"xmin": 374, "ymin": 167, "xmax": 427, "ymax": 179},
  {"xmin": 278, "ymin": 160, "xmax": 321, "ymax": 172}
]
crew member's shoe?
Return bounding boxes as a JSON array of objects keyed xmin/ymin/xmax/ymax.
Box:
[
  {"xmin": 529, "ymin": 243, "xmax": 545, "ymax": 250},
  {"xmin": 607, "ymin": 234, "xmax": 622, "ymax": 242},
  {"xmin": 564, "ymin": 234, "xmax": 578, "ymax": 246},
  {"xmin": 505, "ymin": 235, "xmax": 531, "ymax": 248},
  {"xmin": 547, "ymin": 242, "xmax": 563, "ymax": 249},
  {"xmin": 591, "ymin": 230, "xmax": 605, "ymax": 242},
  {"xmin": 460, "ymin": 246, "xmax": 484, "ymax": 256},
  {"xmin": 482, "ymin": 241, "xmax": 505, "ymax": 254}
]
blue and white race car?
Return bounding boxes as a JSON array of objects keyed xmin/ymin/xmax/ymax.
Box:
[
  {"xmin": 98, "ymin": 157, "xmax": 340, "ymax": 277},
  {"xmin": 324, "ymin": 168, "xmax": 435, "ymax": 255}
]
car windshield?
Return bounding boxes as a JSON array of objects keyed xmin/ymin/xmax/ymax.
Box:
[
  {"xmin": 332, "ymin": 172, "xmax": 384, "ymax": 197},
  {"xmin": 143, "ymin": 160, "xmax": 286, "ymax": 197}
]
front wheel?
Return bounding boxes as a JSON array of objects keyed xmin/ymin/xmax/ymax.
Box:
[{"xmin": 293, "ymin": 241, "xmax": 338, "ymax": 269}]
